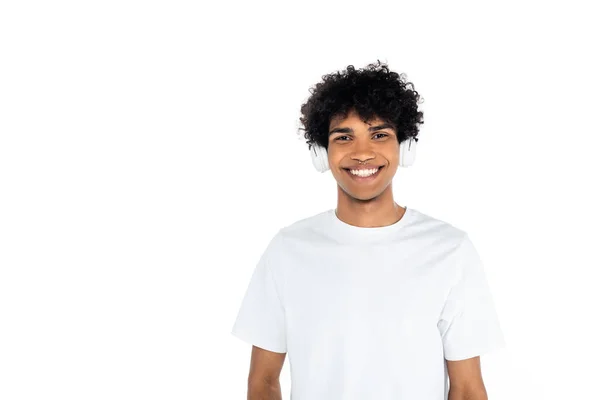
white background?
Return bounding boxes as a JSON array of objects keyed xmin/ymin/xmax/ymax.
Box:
[{"xmin": 1, "ymin": 1, "xmax": 598, "ymax": 399}]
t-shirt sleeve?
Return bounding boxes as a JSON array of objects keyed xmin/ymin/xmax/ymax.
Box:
[
  {"xmin": 230, "ymin": 232, "xmax": 287, "ymax": 354},
  {"xmin": 437, "ymin": 234, "xmax": 506, "ymax": 361}
]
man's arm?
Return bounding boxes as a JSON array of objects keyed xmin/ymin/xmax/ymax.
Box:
[
  {"xmin": 447, "ymin": 356, "xmax": 488, "ymax": 400},
  {"xmin": 247, "ymin": 345, "xmax": 286, "ymax": 400}
]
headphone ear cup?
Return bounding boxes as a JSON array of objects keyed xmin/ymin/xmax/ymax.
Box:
[
  {"xmin": 399, "ymin": 137, "xmax": 416, "ymax": 167},
  {"xmin": 310, "ymin": 143, "xmax": 330, "ymax": 173}
]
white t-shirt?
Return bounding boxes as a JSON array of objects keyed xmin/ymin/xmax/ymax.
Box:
[{"xmin": 231, "ymin": 206, "xmax": 506, "ymax": 400}]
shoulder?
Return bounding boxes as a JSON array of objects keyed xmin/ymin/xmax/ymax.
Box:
[
  {"xmin": 277, "ymin": 209, "xmax": 333, "ymax": 242},
  {"xmin": 407, "ymin": 207, "xmax": 468, "ymax": 245},
  {"xmin": 257, "ymin": 210, "xmax": 332, "ymax": 263}
]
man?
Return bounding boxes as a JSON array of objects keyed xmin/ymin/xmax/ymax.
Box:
[{"xmin": 231, "ymin": 60, "xmax": 506, "ymax": 399}]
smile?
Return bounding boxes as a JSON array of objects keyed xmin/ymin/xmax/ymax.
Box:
[{"xmin": 344, "ymin": 166, "xmax": 384, "ymax": 181}]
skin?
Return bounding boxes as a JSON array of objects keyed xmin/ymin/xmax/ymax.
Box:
[
  {"xmin": 327, "ymin": 108, "xmax": 406, "ymax": 227},
  {"xmin": 248, "ymin": 345, "xmax": 285, "ymax": 399},
  {"xmin": 447, "ymin": 356, "xmax": 488, "ymax": 399},
  {"xmin": 247, "ymin": 108, "xmax": 488, "ymax": 399}
]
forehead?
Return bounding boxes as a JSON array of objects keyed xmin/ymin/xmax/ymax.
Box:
[{"xmin": 329, "ymin": 110, "xmax": 386, "ymax": 128}]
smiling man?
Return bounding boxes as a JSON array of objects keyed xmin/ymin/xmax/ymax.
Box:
[
  {"xmin": 327, "ymin": 112, "xmax": 404, "ymax": 227},
  {"xmin": 231, "ymin": 60, "xmax": 506, "ymax": 400}
]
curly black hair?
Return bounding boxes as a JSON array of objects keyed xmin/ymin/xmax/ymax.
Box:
[{"xmin": 298, "ymin": 60, "xmax": 424, "ymax": 150}]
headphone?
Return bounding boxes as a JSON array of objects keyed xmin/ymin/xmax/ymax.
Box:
[{"xmin": 309, "ymin": 137, "xmax": 417, "ymax": 173}]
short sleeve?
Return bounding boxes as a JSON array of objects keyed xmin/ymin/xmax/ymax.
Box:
[
  {"xmin": 437, "ymin": 234, "xmax": 506, "ymax": 361},
  {"xmin": 231, "ymin": 232, "xmax": 287, "ymax": 353}
]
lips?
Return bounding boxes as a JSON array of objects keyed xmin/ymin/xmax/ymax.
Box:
[
  {"xmin": 343, "ymin": 165, "xmax": 384, "ymax": 181},
  {"xmin": 344, "ymin": 165, "xmax": 384, "ymax": 171}
]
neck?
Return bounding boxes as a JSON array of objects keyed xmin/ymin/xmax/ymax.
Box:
[{"xmin": 335, "ymin": 184, "xmax": 406, "ymax": 228}]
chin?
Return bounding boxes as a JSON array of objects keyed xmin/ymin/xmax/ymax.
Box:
[{"xmin": 339, "ymin": 186, "xmax": 387, "ymax": 202}]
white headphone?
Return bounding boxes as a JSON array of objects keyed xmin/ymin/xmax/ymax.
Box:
[{"xmin": 309, "ymin": 137, "xmax": 417, "ymax": 173}]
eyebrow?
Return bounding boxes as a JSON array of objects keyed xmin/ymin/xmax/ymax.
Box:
[{"xmin": 328, "ymin": 123, "xmax": 395, "ymax": 135}]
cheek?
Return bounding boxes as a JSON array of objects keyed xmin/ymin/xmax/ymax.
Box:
[
  {"xmin": 327, "ymin": 150, "xmax": 342, "ymax": 167},
  {"xmin": 387, "ymin": 148, "xmax": 400, "ymax": 164}
]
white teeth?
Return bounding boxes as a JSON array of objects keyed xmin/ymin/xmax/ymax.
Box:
[{"xmin": 349, "ymin": 168, "xmax": 378, "ymax": 177}]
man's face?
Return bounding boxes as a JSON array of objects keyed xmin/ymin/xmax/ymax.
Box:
[{"xmin": 327, "ymin": 109, "xmax": 400, "ymax": 201}]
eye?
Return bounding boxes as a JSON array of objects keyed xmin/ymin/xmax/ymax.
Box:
[
  {"xmin": 335, "ymin": 135, "xmax": 350, "ymax": 141},
  {"xmin": 374, "ymin": 133, "xmax": 389, "ymax": 139}
]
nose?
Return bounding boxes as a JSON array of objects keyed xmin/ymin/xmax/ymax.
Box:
[{"xmin": 350, "ymin": 142, "xmax": 376, "ymax": 163}]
